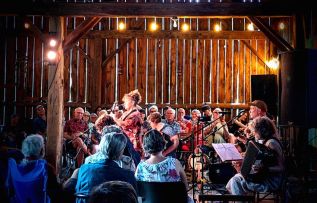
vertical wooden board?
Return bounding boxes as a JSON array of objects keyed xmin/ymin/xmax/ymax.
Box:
[
  {"xmin": 183, "ymin": 39, "xmax": 191, "ymax": 104},
  {"xmin": 197, "ymin": 39, "xmax": 204, "ymax": 104},
  {"xmin": 250, "ymin": 39, "xmax": 258, "ymax": 101},
  {"xmin": 118, "ymin": 39, "xmax": 128, "ymax": 102},
  {"xmin": 127, "ymin": 38, "xmax": 136, "ymax": 98},
  {"xmin": 70, "ymin": 47, "xmax": 78, "ymax": 102},
  {"xmin": 233, "ymin": 40, "xmax": 240, "ymax": 103},
  {"xmin": 199, "ymin": 18, "xmax": 208, "ymax": 31},
  {"xmin": 233, "ymin": 18, "xmax": 244, "ymax": 31},
  {"xmin": 225, "ymin": 40, "xmax": 233, "ymax": 103},
  {"xmin": 16, "ymin": 36, "xmax": 27, "ymax": 103},
  {"xmin": 218, "ymin": 40, "xmax": 225, "ymax": 103},
  {"xmin": 257, "ymin": 39, "xmax": 266, "ymax": 74},
  {"xmin": 5, "ymin": 36, "xmax": 16, "ymax": 116},
  {"xmin": 190, "ymin": 39, "xmax": 196, "ymax": 104},
  {"xmin": 170, "ymin": 38, "xmax": 177, "ymax": 105},
  {"xmin": 77, "ymin": 38, "xmax": 86, "ymax": 103},
  {"xmin": 33, "ymin": 37, "xmax": 42, "ymax": 100},
  {"xmin": 63, "ymin": 51, "xmax": 70, "ymax": 103},
  {"xmin": 163, "ymin": 39, "xmax": 169, "ymax": 104},
  {"xmin": 107, "ymin": 38, "xmax": 116, "ymax": 105},
  {"xmin": 238, "ymin": 41, "xmax": 245, "ymax": 103},
  {"xmin": 137, "ymin": 38, "xmax": 146, "ymax": 103},
  {"xmin": 204, "ymin": 39, "xmax": 212, "ymax": 103},
  {"xmin": 88, "ymin": 39, "xmax": 95, "ymax": 106},
  {"xmin": 147, "ymin": 38, "xmax": 156, "ymax": 104},
  {"xmin": 211, "ymin": 39, "xmax": 218, "ymax": 104},
  {"xmin": 177, "ymin": 39, "xmax": 184, "ymax": 104},
  {"xmin": 244, "ymin": 40, "xmax": 251, "ymax": 103},
  {"xmin": 156, "ymin": 39, "xmax": 163, "ymax": 104}
]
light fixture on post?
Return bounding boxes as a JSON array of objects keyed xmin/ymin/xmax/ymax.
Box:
[
  {"xmin": 46, "ymin": 33, "xmax": 60, "ymax": 64},
  {"xmin": 171, "ymin": 16, "xmax": 178, "ymax": 28}
]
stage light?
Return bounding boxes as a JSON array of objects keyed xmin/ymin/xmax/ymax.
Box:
[
  {"xmin": 49, "ymin": 39, "xmax": 58, "ymax": 48},
  {"xmin": 47, "ymin": 50, "xmax": 57, "ymax": 61}
]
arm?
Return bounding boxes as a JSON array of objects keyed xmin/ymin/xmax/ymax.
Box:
[
  {"xmin": 162, "ymin": 135, "xmax": 179, "ymax": 156},
  {"xmin": 175, "ymin": 159, "xmax": 189, "ymax": 191}
]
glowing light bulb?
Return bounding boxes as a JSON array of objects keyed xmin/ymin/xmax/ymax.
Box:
[
  {"xmin": 181, "ymin": 23, "xmax": 189, "ymax": 32},
  {"xmin": 247, "ymin": 23, "xmax": 254, "ymax": 31},
  {"xmin": 49, "ymin": 39, "xmax": 57, "ymax": 47},
  {"xmin": 279, "ymin": 22, "xmax": 285, "ymax": 30},
  {"xmin": 118, "ymin": 22, "xmax": 126, "ymax": 31},
  {"xmin": 150, "ymin": 22, "xmax": 158, "ymax": 31},
  {"xmin": 47, "ymin": 50, "xmax": 57, "ymax": 61},
  {"xmin": 214, "ymin": 24, "xmax": 221, "ymax": 32}
]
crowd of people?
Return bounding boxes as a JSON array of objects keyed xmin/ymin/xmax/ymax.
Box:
[{"xmin": 0, "ymin": 88, "xmax": 284, "ymax": 203}]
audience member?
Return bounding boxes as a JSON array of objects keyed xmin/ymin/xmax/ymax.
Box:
[{"xmin": 88, "ymin": 181, "xmax": 137, "ymax": 203}]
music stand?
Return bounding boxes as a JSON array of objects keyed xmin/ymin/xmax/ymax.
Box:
[{"xmin": 212, "ymin": 143, "xmax": 243, "ymax": 162}]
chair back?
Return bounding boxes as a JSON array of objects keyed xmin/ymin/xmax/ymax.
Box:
[
  {"xmin": 6, "ymin": 158, "xmax": 50, "ymax": 203},
  {"xmin": 137, "ymin": 181, "xmax": 187, "ymax": 203}
]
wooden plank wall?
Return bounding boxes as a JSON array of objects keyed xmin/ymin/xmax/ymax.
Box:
[{"xmin": 0, "ymin": 16, "xmax": 290, "ymax": 124}]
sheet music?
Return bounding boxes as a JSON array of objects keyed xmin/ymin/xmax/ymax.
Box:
[{"xmin": 212, "ymin": 143, "xmax": 243, "ymax": 162}]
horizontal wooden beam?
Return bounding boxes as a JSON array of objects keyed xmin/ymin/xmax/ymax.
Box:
[
  {"xmin": 0, "ymin": 2, "xmax": 309, "ymax": 17},
  {"xmin": 87, "ymin": 30, "xmax": 265, "ymax": 40}
]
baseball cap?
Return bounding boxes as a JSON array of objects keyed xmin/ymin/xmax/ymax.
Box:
[{"xmin": 249, "ymin": 100, "xmax": 267, "ymax": 112}]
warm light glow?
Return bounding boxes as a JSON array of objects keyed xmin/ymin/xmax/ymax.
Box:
[
  {"xmin": 278, "ymin": 22, "xmax": 286, "ymax": 30},
  {"xmin": 247, "ymin": 23, "xmax": 255, "ymax": 31},
  {"xmin": 47, "ymin": 50, "xmax": 57, "ymax": 61},
  {"xmin": 150, "ymin": 22, "xmax": 158, "ymax": 31},
  {"xmin": 214, "ymin": 23, "xmax": 221, "ymax": 32},
  {"xmin": 49, "ymin": 39, "xmax": 57, "ymax": 47},
  {"xmin": 172, "ymin": 19, "xmax": 178, "ymax": 28},
  {"xmin": 266, "ymin": 57, "xmax": 279, "ymax": 70},
  {"xmin": 181, "ymin": 23, "xmax": 189, "ymax": 32},
  {"xmin": 24, "ymin": 22, "xmax": 30, "ymax": 29},
  {"xmin": 118, "ymin": 22, "xmax": 126, "ymax": 31}
]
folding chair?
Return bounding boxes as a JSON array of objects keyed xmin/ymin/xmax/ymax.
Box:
[{"xmin": 6, "ymin": 158, "xmax": 50, "ymax": 203}]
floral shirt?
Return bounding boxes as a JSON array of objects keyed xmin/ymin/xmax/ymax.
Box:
[{"xmin": 135, "ymin": 157, "xmax": 181, "ymax": 182}]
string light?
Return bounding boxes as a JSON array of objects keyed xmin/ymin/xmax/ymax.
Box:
[
  {"xmin": 278, "ymin": 22, "xmax": 285, "ymax": 30},
  {"xmin": 150, "ymin": 22, "xmax": 158, "ymax": 31},
  {"xmin": 247, "ymin": 23, "xmax": 254, "ymax": 31},
  {"xmin": 266, "ymin": 57, "xmax": 279, "ymax": 70},
  {"xmin": 118, "ymin": 22, "xmax": 126, "ymax": 31},
  {"xmin": 181, "ymin": 23, "xmax": 189, "ymax": 32},
  {"xmin": 214, "ymin": 23, "xmax": 221, "ymax": 32}
]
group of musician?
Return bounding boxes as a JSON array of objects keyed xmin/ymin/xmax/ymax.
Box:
[{"xmin": 63, "ymin": 89, "xmax": 284, "ymax": 198}]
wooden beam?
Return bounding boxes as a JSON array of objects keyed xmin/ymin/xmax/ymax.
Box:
[
  {"xmin": 88, "ymin": 30, "xmax": 265, "ymax": 40},
  {"xmin": 63, "ymin": 17, "xmax": 102, "ymax": 52},
  {"xmin": 0, "ymin": 2, "xmax": 309, "ymax": 17},
  {"xmin": 102, "ymin": 38, "xmax": 132, "ymax": 67},
  {"xmin": 46, "ymin": 17, "xmax": 64, "ymax": 175},
  {"xmin": 241, "ymin": 40, "xmax": 267, "ymax": 67},
  {"xmin": 248, "ymin": 16, "xmax": 294, "ymax": 52}
]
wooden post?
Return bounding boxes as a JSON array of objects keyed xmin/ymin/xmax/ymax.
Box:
[
  {"xmin": 89, "ymin": 38, "xmax": 102, "ymax": 110},
  {"xmin": 46, "ymin": 17, "xmax": 64, "ymax": 175}
]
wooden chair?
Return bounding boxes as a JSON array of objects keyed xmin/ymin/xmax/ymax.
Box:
[
  {"xmin": 137, "ymin": 181, "xmax": 188, "ymax": 203},
  {"xmin": 199, "ymin": 194, "xmax": 255, "ymax": 203}
]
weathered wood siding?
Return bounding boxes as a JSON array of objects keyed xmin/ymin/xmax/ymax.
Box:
[{"xmin": 0, "ymin": 16, "xmax": 289, "ymax": 123}]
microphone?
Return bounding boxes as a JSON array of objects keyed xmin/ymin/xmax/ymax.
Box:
[{"xmin": 218, "ymin": 111, "xmax": 231, "ymax": 115}]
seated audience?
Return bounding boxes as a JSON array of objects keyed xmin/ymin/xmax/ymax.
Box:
[
  {"xmin": 63, "ymin": 132, "xmax": 137, "ymax": 203},
  {"xmin": 135, "ymin": 129, "xmax": 193, "ymax": 203},
  {"xmin": 88, "ymin": 181, "xmax": 137, "ymax": 203}
]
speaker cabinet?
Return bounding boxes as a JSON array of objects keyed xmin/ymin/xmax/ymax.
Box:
[
  {"xmin": 251, "ymin": 74, "xmax": 278, "ymax": 118},
  {"xmin": 280, "ymin": 49, "xmax": 317, "ymax": 127}
]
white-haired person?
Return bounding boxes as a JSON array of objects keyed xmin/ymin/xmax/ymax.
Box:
[
  {"xmin": 63, "ymin": 132, "xmax": 137, "ymax": 203},
  {"xmin": 7, "ymin": 134, "xmax": 61, "ymax": 203}
]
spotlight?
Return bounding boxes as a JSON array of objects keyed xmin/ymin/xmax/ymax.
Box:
[
  {"xmin": 47, "ymin": 50, "xmax": 57, "ymax": 61},
  {"xmin": 49, "ymin": 39, "xmax": 58, "ymax": 48}
]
